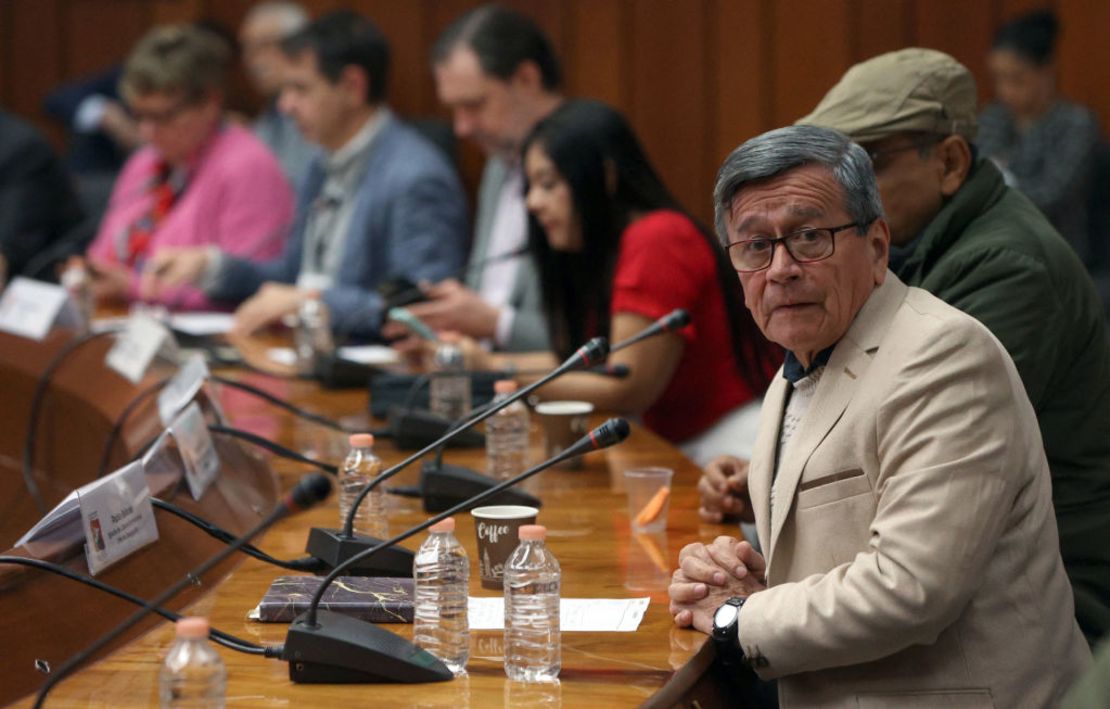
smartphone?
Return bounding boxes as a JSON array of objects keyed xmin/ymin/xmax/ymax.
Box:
[
  {"xmin": 378, "ymin": 276, "xmax": 426, "ymax": 310},
  {"xmin": 387, "ymin": 307, "xmax": 436, "ymax": 341}
]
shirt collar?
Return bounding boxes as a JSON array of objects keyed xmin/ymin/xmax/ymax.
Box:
[
  {"xmin": 325, "ymin": 107, "xmax": 389, "ymax": 174},
  {"xmin": 782, "ymin": 345, "xmax": 835, "ymax": 384}
]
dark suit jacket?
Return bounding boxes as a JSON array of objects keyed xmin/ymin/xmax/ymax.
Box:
[{"xmin": 0, "ymin": 111, "xmax": 88, "ymax": 280}]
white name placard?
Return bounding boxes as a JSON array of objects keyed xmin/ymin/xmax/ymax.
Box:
[
  {"xmin": 79, "ymin": 461, "xmax": 160, "ymax": 576},
  {"xmin": 106, "ymin": 314, "xmax": 176, "ymax": 383},
  {"xmin": 158, "ymin": 354, "xmax": 210, "ymax": 425},
  {"xmin": 0, "ymin": 277, "xmax": 81, "ymax": 340},
  {"xmin": 170, "ymin": 402, "xmax": 220, "ymax": 500}
]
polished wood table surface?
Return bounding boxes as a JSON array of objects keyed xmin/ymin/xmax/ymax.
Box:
[{"xmin": 13, "ymin": 350, "xmax": 736, "ymax": 708}]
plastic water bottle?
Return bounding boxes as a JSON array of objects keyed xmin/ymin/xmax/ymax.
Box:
[
  {"xmin": 337, "ymin": 433, "xmax": 386, "ymax": 538},
  {"xmin": 295, "ymin": 291, "xmax": 334, "ymax": 376},
  {"xmin": 158, "ymin": 616, "xmax": 227, "ymax": 708},
  {"xmin": 413, "ymin": 516, "xmax": 470, "ymax": 675},
  {"xmin": 430, "ymin": 332, "xmax": 471, "ymax": 420},
  {"xmin": 60, "ymin": 263, "xmax": 94, "ymax": 333},
  {"xmin": 486, "ymin": 380, "xmax": 530, "ymax": 479},
  {"xmin": 503, "ymin": 524, "xmax": 561, "ymax": 682}
]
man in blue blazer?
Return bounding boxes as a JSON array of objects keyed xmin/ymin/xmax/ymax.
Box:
[{"xmin": 142, "ymin": 10, "xmax": 467, "ymax": 340}]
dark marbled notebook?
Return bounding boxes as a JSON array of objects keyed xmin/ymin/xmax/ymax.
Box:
[{"xmin": 252, "ymin": 575, "xmax": 414, "ymax": 623}]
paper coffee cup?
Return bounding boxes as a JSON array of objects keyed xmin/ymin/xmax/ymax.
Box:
[
  {"xmin": 470, "ymin": 505, "xmax": 539, "ymax": 589},
  {"xmin": 534, "ymin": 401, "xmax": 594, "ymax": 470}
]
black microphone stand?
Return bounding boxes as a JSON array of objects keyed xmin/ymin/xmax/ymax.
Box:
[
  {"xmin": 283, "ymin": 418, "xmax": 631, "ymax": 684},
  {"xmin": 304, "ymin": 337, "xmax": 610, "ymax": 577},
  {"xmin": 409, "ymin": 309, "xmax": 687, "ymax": 514},
  {"xmin": 33, "ymin": 474, "xmax": 331, "ymax": 708}
]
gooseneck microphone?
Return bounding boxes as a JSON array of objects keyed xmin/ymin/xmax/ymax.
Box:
[
  {"xmin": 303, "ymin": 336, "xmax": 610, "ymax": 577},
  {"xmin": 408, "ymin": 313, "xmax": 685, "ymax": 514},
  {"xmin": 609, "ymin": 308, "xmax": 690, "ymax": 354},
  {"xmin": 282, "ymin": 418, "xmax": 631, "ymax": 684},
  {"xmin": 33, "ymin": 473, "xmax": 332, "ymax": 708}
]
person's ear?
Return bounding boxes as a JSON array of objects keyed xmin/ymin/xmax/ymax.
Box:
[
  {"xmin": 867, "ymin": 218, "xmax": 891, "ymax": 285},
  {"xmin": 339, "ymin": 65, "xmax": 369, "ymax": 105},
  {"xmin": 509, "ymin": 60, "xmax": 542, "ymax": 93},
  {"xmin": 937, "ymin": 135, "xmax": 972, "ymax": 198}
]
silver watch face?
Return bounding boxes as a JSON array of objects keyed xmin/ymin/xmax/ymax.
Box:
[{"xmin": 714, "ymin": 602, "xmax": 739, "ymax": 629}]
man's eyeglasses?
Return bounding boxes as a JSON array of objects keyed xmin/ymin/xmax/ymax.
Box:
[{"xmin": 726, "ymin": 223, "xmax": 862, "ymax": 272}]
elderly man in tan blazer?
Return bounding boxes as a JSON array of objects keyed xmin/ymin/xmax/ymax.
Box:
[{"xmin": 669, "ymin": 124, "xmax": 1090, "ymax": 707}]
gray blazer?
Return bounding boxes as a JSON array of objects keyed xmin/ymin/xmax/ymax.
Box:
[
  {"xmin": 465, "ymin": 158, "xmax": 549, "ymax": 351},
  {"xmin": 211, "ymin": 112, "xmax": 468, "ymax": 339}
]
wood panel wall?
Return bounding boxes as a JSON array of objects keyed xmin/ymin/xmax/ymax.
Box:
[{"xmin": 1, "ymin": 0, "xmax": 1107, "ymax": 225}]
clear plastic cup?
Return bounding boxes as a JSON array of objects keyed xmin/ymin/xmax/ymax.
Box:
[{"xmin": 623, "ymin": 467, "xmax": 674, "ymax": 533}]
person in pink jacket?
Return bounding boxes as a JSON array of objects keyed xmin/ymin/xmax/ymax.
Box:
[{"xmin": 84, "ymin": 24, "xmax": 293, "ymax": 311}]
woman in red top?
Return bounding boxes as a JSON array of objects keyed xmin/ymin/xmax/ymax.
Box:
[{"xmin": 480, "ymin": 99, "xmax": 780, "ymax": 457}]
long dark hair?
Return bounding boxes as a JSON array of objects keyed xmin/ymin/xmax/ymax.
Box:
[{"xmin": 522, "ymin": 99, "xmax": 777, "ymax": 392}]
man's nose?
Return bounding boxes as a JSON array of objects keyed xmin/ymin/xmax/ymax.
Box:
[{"xmin": 765, "ymin": 240, "xmax": 802, "ymax": 281}]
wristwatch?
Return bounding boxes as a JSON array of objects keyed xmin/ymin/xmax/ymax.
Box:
[{"xmin": 711, "ymin": 596, "xmax": 746, "ymax": 661}]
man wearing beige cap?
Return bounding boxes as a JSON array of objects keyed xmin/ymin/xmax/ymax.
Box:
[{"xmin": 698, "ymin": 47, "xmax": 1110, "ymax": 646}]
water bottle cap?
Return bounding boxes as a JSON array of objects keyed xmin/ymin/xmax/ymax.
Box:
[
  {"xmin": 175, "ymin": 616, "xmax": 209, "ymax": 639},
  {"xmin": 428, "ymin": 517, "xmax": 455, "ymax": 533},
  {"xmin": 348, "ymin": 433, "xmax": 375, "ymax": 448},
  {"xmin": 494, "ymin": 379, "xmax": 518, "ymax": 394},
  {"xmin": 518, "ymin": 524, "xmax": 546, "ymax": 541}
]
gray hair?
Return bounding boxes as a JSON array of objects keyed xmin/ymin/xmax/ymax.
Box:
[
  {"xmin": 244, "ymin": 1, "xmax": 309, "ymax": 37},
  {"xmin": 713, "ymin": 124, "xmax": 884, "ymax": 244}
]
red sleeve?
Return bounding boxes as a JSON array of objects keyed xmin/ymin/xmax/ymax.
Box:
[{"xmin": 610, "ymin": 210, "xmax": 715, "ymax": 341}]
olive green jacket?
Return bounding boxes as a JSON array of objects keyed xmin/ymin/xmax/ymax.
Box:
[{"xmin": 897, "ymin": 158, "xmax": 1110, "ymax": 645}]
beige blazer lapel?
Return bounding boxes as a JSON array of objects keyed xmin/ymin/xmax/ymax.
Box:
[
  {"xmin": 766, "ymin": 274, "xmax": 909, "ymax": 559},
  {"xmin": 748, "ymin": 373, "xmax": 787, "ymax": 548}
]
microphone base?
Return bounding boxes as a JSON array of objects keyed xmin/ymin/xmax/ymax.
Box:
[
  {"xmin": 387, "ymin": 407, "xmax": 486, "ymax": 450},
  {"xmin": 420, "ymin": 461, "xmax": 542, "ymax": 513},
  {"xmin": 305, "ymin": 527, "xmax": 415, "ymax": 577},
  {"xmin": 312, "ymin": 352, "xmax": 374, "ymax": 390},
  {"xmin": 284, "ymin": 610, "xmax": 453, "ymax": 683}
]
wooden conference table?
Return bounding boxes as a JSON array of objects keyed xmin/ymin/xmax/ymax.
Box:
[{"xmin": 2, "ymin": 327, "xmax": 741, "ymax": 708}]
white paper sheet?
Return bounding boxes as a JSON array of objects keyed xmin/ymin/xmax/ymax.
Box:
[
  {"xmin": 169, "ymin": 312, "xmax": 235, "ymax": 336},
  {"xmin": 337, "ymin": 344, "xmax": 399, "ymax": 366},
  {"xmin": 467, "ymin": 597, "xmax": 650, "ymax": 632},
  {"xmin": 266, "ymin": 347, "xmax": 297, "ymax": 366}
]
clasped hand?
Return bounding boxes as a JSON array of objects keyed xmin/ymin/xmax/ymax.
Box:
[{"xmin": 668, "ymin": 536, "xmax": 767, "ymax": 634}]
